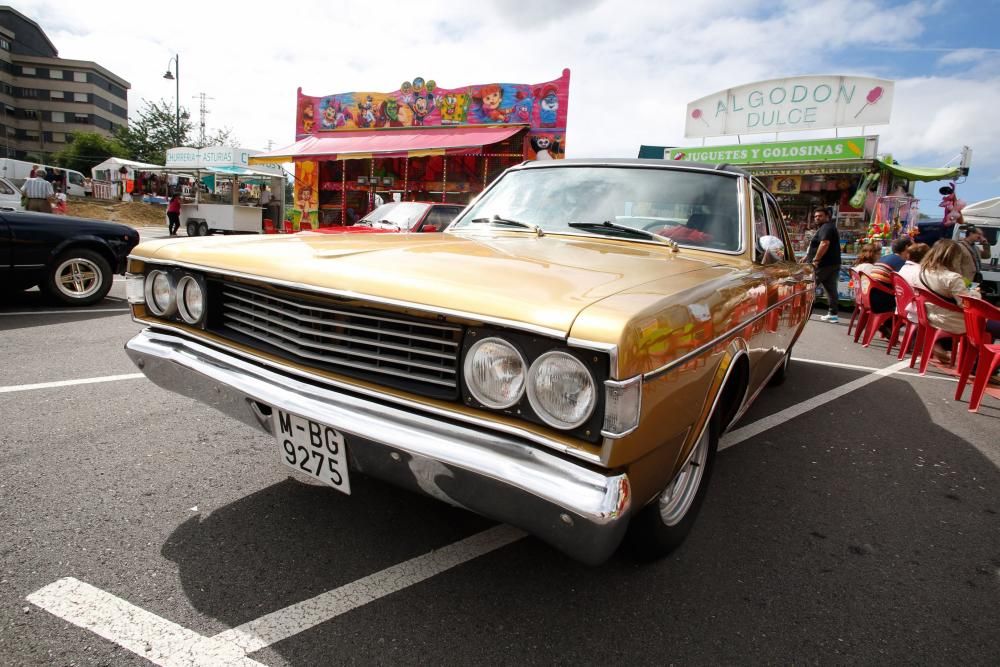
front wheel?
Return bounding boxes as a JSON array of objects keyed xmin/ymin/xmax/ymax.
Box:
[
  {"xmin": 186, "ymin": 221, "xmax": 198, "ymax": 237},
  {"xmin": 44, "ymin": 248, "xmax": 112, "ymax": 306},
  {"xmin": 627, "ymin": 412, "xmax": 719, "ymax": 560}
]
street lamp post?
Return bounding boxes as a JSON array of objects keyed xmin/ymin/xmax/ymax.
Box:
[{"xmin": 163, "ymin": 54, "xmax": 180, "ymax": 144}]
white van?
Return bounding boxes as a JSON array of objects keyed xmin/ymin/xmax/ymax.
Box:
[
  {"xmin": 953, "ymin": 197, "xmax": 1000, "ymax": 302},
  {"xmin": 0, "ymin": 158, "xmax": 86, "ymax": 197}
]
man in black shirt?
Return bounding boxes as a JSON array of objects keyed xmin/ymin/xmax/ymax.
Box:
[{"xmin": 803, "ymin": 207, "xmax": 841, "ymax": 322}]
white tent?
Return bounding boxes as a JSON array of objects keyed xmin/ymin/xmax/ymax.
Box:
[
  {"xmin": 91, "ymin": 157, "xmax": 164, "ymax": 182},
  {"xmin": 963, "ymin": 197, "xmax": 1000, "ymax": 224}
]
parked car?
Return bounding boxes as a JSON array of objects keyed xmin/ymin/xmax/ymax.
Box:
[
  {"xmin": 0, "ymin": 211, "xmax": 140, "ymax": 306},
  {"xmin": 124, "ymin": 159, "xmax": 813, "ymax": 564},
  {"xmin": 0, "ymin": 176, "xmax": 24, "ymax": 211},
  {"xmin": 314, "ymin": 201, "xmax": 463, "ymax": 235}
]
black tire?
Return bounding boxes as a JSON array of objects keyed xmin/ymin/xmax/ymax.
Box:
[
  {"xmin": 44, "ymin": 248, "xmax": 112, "ymax": 307},
  {"xmin": 198, "ymin": 221, "xmax": 209, "ymax": 236},
  {"xmin": 186, "ymin": 221, "xmax": 198, "ymax": 237},
  {"xmin": 627, "ymin": 411, "xmax": 720, "ymax": 560},
  {"xmin": 768, "ymin": 348, "xmax": 792, "ymax": 386}
]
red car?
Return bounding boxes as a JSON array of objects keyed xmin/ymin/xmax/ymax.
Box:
[{"xmin": 314, "ymin": 202, "xmax": 464, "ymax": 235}]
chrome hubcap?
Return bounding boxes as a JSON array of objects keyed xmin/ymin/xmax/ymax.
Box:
[
  {"xmin": 55, "ymin": 258, "xmax": 101, "ymax": 298},
  {"xmin": 658, "ymin": 425, "xmax": 710, "ymax": 526}
]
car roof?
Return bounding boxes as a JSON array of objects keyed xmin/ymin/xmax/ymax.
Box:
[{"xmin": 516, "ymin": 158, "xmax": 750, "ymax": 178}]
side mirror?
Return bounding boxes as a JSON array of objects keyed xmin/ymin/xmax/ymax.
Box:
[{"xmin": 757, "ymin": 235, "xmax": 786, "ymax": 264}]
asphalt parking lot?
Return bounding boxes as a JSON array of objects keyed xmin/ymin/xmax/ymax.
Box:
[{"xmin": 2, "ymin": 229, "xmax": 998, "ymax": 665}]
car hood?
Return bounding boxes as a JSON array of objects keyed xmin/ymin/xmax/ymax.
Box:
[{"xmin": 133, "ymin": 231, "xmax": 728, "ymax": 335}]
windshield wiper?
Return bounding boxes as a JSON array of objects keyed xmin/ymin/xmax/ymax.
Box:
[
  {"xmin": 470, "ymin": 215, "xmax": 543, "ymax": 236},
  {"xmin": 567, "ymin": 220, "xmax": 671, "ymax": 245}
]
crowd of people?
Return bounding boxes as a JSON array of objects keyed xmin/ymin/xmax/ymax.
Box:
[{"xmin": 804, "ymin": 206, "xmax": 997, "ymax": 385}]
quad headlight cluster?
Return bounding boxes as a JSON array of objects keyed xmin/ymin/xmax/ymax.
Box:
[
  {"xmin": 126, "ymin": 268, "xmax": 207, "ymax": 326},
  {"xmin": 463, "ymin": 336, "xmax": 601, "ymax": 431}
]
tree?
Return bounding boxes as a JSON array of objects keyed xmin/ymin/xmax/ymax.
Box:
[
  {"xmin": 114, "ymin": 98, "xmax": 194, "ymax": 165},
  {"xmin": 52, "ymin": 132, "xmax": 127, "ymax": 174},
  {"xmin": 192, "ymin": 127, "xmax": 239, "ymax": 149}
]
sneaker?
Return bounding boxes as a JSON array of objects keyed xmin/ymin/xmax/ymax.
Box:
[{"xmin": 819, "ymin": 314, "xmax": 839, "ymax": 323}]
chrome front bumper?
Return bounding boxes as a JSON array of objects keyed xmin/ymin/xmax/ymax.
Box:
[{"xmin": 125, "ymin": 329, "xmax": 632, "ymax": 564}]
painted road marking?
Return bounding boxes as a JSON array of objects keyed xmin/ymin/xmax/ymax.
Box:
[
  {"xmin": 0, "ymin": 373, "xmax": 144, "ymax": 394},
  {"xmin": 0, "ymin": 307, "xmax": 128, "ymax": 316},
  {"xmin": 28, "ymin": 525, "xmax": 525, "ymax": 665},
  {"xmin": 721, "ymin": 359, "xmax": 910, "ymax": 450}
]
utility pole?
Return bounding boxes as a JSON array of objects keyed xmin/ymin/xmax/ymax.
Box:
[{"xmin": 192, "ymin": 92, "xmax": 214, "ymax": 146}]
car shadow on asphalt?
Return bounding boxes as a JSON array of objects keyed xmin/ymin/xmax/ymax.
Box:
[
  {"xmin": 0, "ymin": 290, "xmax": 129, "ymax": 330},
  {"xmin": 159, "ymin": 363, "xmax": 1000, "ymax": 664}
]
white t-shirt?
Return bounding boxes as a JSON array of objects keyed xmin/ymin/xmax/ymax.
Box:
[{"xmin": 898, "ymin": 260, "xmax": 921, "ymax": 322}]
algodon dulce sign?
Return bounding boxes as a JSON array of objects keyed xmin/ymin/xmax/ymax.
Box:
[{"xmin": 684, "ymin": 75, "xmax": 894, "ymax": 138}]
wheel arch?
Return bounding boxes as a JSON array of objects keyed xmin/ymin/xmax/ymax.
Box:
[{"xmin": 49, "ymin": 237, "xmax": 116, "ymax": 272}]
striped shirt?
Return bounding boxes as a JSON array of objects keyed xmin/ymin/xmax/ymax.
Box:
[{"xmin": 22, "ymin": 176, "xmax": 54, "ymax": 199}]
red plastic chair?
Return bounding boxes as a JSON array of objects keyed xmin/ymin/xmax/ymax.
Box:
[
  {"xmin": 956, "ymin": 296, "xmax": 1000, "ymax": 412},
  {"xmin": 888, "ymin": 273, "xmax": 918, "ymax": 358},
  {"xmin": 912, "ymin": 287, "xmax": 965, "ymax": 375},
  {"xmin": 852, "ymin": 271, "xmax": 872, "ymax": 343},
  {"xmin": 281, "ymin": 219, "xmax": 294, "ymax": 234},
  {"xmin": 262, "ymin": 218, "xmax": 276, "ymax": 234},
  {"xmin": 299, "ymin": 220, "xmax": 313, "ymax": 231},
  {"xmin": 859, "ymin": 274, "xmax": 897, "ymax": 348},
  {"xmin": 846, "ymin": 268, "xmax": 864, "ymax": 337}
]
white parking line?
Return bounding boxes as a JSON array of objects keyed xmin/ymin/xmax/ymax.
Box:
[
  {"xmin": 720, "ymin": 359, "xmax": 910, "ymax": 450},
  {"xmin": 28, "ymin": 525, "xmax": 525, "ymax": 665},
  {"xmin": 0, "ymin": 373, "xmax": 144, "ymax": 394},
  {"xmin": 0, "ymin": 307, "xmax": 128, "ymax": 316}
]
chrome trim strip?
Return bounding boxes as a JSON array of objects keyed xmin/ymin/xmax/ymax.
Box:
[
  {"xmin": 221, "ymin": 303, "xmax": 458, "ymax": 362},
  {"xmin": 128, "ymin": 256, "xmax": 569, "ymax": 340},
  {"xmin": 125, "ymin": 329, "xmax": 629, "ymax": 564},
  {"xmin": 128, "ymin": 316, "xmax": 602, "ymax": 465},
  {"xmin": 224, "ymin": 282, "xmax": 462, "ymax": 335},
  {"xmin": 643, "ymin": 290, "xmax": 803, "ymax": 382},
  {"xmin": 12, "ymin": 263, "xmax": 45, "ymax": 268},
  {"xmin": 224, "ymin": 321, "xmax": 458, "ymax": 388}
]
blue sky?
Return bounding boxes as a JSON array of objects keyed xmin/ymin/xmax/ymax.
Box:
[{"xmin": 20, "ymin": 0, "xmax": 1000, "ymax": 208}]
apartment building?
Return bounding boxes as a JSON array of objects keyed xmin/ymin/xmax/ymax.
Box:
[{"xmin": 0, "ymin": 6, "xmax": 130, "ymax": 159}]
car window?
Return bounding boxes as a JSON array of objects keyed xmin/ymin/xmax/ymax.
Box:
[
  {"xmin": 764, "ymin": 195, "xmax": 793, "ymax": 259},
  {"xmin": 752, "ymin": 188, "xmax": 770, "ymax": 239},
  {"xmin": 360, "ymin": 202, "xmax": 430, "ymax": 230},
  {"xmin": 422, "ymin": 207, "xmax": 461, "ymax": 231},
  {"xmin": 68, "ymin": 172, "xmax": 83, "ymax": 185},
  {"xmin": 0, "ymin": 179, "xmax": 15, "ymax": 195},
  {"xmin": 453, "ymin": 166, "xmax": 742, "ymax": 252}
]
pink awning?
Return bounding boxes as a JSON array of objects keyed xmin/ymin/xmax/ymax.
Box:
[{"xmin": 249, "ymin": 125, "xmax": 527, "ymax": 163}]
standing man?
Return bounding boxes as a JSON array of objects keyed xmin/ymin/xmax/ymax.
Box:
[
  {"xmin": 21, "ymin": 170, "xmax": 55, "ymax": 213},
  {"xmin": 957, "ymin": 224, "xmax": 991, "ymax": 282},
  {"xmin": 258, "ymin": 184, "xmax": 272, "ymax": 208},
  {"xmin": 803, "ymin": 207, "xmax": 842, "ymax": 323}
]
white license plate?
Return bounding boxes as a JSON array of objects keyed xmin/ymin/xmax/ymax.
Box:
[{"xmin": 274, "ymin": 409, "xmax": 351, "ymax": 494}]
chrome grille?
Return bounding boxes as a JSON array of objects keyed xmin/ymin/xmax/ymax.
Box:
[{"xmin": 218, "ymin": 282, "xmax": 462, "ymax": 393}]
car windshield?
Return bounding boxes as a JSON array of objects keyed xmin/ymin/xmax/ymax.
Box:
[
  {"xmin": 358, "ymin": 202, "xmax": 430, "ymax": 231},
  {"xmin": 450, "ymin": 166, "xmax": 742, "ymax": 252}
]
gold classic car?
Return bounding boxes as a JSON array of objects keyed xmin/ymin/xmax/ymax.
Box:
[{"xmin": 124, "ymin": 159, "xmax": 813, "ymax": 564}]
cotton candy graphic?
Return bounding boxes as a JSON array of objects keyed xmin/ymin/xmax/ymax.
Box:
[
  {"xmin": 691, "ymin": 108, "xmax": 710, "ymax": 127},
  {"xmin": 853, "ymin": 86, "xmax": 884, "ymax": 119}
]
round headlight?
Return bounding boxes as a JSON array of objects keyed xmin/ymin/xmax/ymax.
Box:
[
  {"xmin": 463, "ymin": 337, "xmax": 526, "ymax": 409},
  {"xmin": 527, "ymin": 351, "xmax": 596, "ymax": 430},
  {"xmin": 145, "ymin": 270, "xmax": 176, "ymax": 316},
  {"xmin": 176, "ymin": 275, "xmax": 205, "ymax": 324}
]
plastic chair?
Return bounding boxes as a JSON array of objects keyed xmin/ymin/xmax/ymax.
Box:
[
  {"xmin": 846, "ymin": 268, "xmax": 863, "ymax": 336},
  {"xmin": 262, "ymin": 218, "xmax": 276, "ymax": 234},
  {"xmin": 956, "ymin": 296, "xmax": 1000, "ymax": 412},
  {"xmin": 888, "ymin": 273, "xmax": 918, "ymax": 358},
  {"xmin": 912, "ymin": 287, "xmax": 965, "ymax": 375},
  {"xmin": 859, "ymin": 274, "xmax": 897, "ymax": 348},
  {"xmin": 852, "ymin": 271, "xmax": 872, "ymax": 343},
  {"xmin": 281, "ymin": 220, "xmax": 294, "ymax": 234}
]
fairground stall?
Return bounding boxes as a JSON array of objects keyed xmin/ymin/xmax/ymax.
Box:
[
  {"xmin": 249, "ymin": 70, "xmax": 570, "ymax": 230},
  {"xmin": 640, "ymin": 74, "xmax": 972, "ymax": 303},
  {"xmin": 162, "ymin": 146, "xmax": 286, "ymax": 236}
]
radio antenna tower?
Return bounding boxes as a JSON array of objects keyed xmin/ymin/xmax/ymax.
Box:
[{"xmin": 192, "ymin": 92, "xmax": 215, "ymax": 145}]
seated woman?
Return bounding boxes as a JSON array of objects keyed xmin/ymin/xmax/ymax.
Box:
[{"xmin": 852, "ymin": 243, "xmax": 879, "ymax": 275}]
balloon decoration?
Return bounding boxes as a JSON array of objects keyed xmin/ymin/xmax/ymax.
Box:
[{"xmin": 864, "ymin": 195, "xmax": 919, "ymax": 244}]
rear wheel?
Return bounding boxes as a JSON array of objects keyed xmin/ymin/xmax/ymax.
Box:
[
  {"xmin": 186, "ymin": 221, "xmax": 198, "ymax": 237},
  {"xmin": 198, "ymin": 221, "xmax": 209, "ymax": 236},
  {"xmin": 44, "ymin": 248, "xmax": 112, "ymax": 306},
  {"xmin": 627, "ymin": 411, "xmax": 720, "ymax": 560}
]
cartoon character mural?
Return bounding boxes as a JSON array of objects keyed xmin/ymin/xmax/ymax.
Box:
[
  {"xmin": 301, "ymin": 101, "xmax": 315, "ymax": 134},
  {"xmin": 295, "ymin": 69, "xmax": 570, "ymax": 137},
  {"xmin": 294, "ymin": 160, "xmax": 318, "ymax": 227},
  {"xmin": 529, "ymin": 134, "xmax": 564, "ymax": 160}
]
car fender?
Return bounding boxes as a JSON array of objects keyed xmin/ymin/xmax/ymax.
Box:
[{"xmin": 48, "ymin": 235, "xmax": 117, "ymax": 271}]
